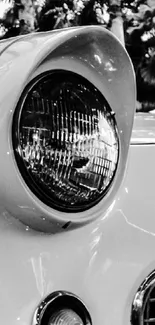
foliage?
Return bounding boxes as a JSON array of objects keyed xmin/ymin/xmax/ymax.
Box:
[{"xmin": 0, "ymin": 0, "xmax": 138, "ymax": 38}]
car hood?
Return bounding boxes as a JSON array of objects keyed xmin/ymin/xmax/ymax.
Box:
[{"xmin": 131, "ymin": 112, "xmax": 155, "ymax": 145}]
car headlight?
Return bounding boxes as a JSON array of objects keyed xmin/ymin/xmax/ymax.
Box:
[{"xmin": 12, "ymin": 70, "xmax": 119, "ymax": 212}]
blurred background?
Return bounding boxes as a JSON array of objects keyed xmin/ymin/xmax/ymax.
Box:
[{"xmin": 0, "ymin": 0, "xmax": 155, "ymax": 112}]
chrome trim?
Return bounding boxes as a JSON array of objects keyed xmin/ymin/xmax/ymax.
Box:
[
  {"xmin": 131, "ymin": 270, "xmax": 155, "ymax": 325},
  {"xmin": 32, "ymin": 291, "xmax": 92, "ymax": 325},
  {"xmin": 130, "ymin": 138, "xmax": 155, "ymax": 145},
  {"xmin": 131, "ymin": 113, "xmax": 155, "ymax": 145}
]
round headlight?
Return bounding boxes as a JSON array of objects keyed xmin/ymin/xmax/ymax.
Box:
[{"xmin": 13, "ymin": 71, "xmax": 119, "ymax": 212}]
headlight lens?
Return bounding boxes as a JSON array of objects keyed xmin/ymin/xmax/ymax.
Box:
[
  {"xmin": 48, "ymin": 309, "xmax": 83, "ymax": 325},
  {"xmin": 13, "ymin": 71, "xmax": 119, "ymax": 212}
]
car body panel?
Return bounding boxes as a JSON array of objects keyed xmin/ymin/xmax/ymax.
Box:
[
  {"xmin": 0, "ymin": 144, "xmax": 155, "ymax": 325},
  {"xmin": 0, "ymin": 37, "xmax": 21, "ymax": 54},
  {"xmin": 131, "ymin": 113, "xmax": 155, "ymax": 144}
]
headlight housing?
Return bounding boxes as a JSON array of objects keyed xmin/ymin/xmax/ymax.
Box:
[{"xmin": 12, "ymin": 71, "xmax": 119, "ymax": 212}]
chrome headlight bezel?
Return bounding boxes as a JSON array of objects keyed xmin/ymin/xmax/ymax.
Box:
[{"xmin": 12, "ymin": 70, "xmax": 119, "ymax": 213}]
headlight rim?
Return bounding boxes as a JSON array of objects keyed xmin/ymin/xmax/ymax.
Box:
[{"xmin": 12, "ymin": 69, "xmax": 119, "ymax": 214}]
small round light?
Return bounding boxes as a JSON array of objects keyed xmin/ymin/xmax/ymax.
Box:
[
  {"xmin": 33, "ymin": 291, "xmax": 92, "ymax": 325},
  {"xmin": 48, "ymin": 309, "xmax": 83, "ymax": 325},
  {"xmin": 13, "ymin": 71, "xmax": 119, "ymax": 212}
]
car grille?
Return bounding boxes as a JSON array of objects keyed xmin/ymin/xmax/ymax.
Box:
[
  {"xmin": 144, "ymin": 284, "xmax": 155, "ymax": 324},
  {"xmin": 131, "ymin": 271, "xmax": 155, "ymax": 325}
]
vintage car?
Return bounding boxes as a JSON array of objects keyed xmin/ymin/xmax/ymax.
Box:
[{"xmin": 0, "ymin": 25, "xmax": 154, "ymax": 325}]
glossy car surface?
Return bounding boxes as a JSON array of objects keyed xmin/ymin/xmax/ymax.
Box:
[{"xmin": 0, "ymin": 26, "xmax": 154, "ymax": 325}]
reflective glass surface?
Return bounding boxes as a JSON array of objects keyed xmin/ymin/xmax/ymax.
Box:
[{"xmin": 13, "ymin": 71, "xmax": 119, "ymax": 211}]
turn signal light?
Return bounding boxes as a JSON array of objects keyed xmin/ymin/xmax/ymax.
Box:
[
  {"xmin": 33, "ymin": 291, "xmax": 92, "ymax": 325},
  {"xmin": 48, "ymin": 309, "xmax": 83, "ymax": 325}
]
